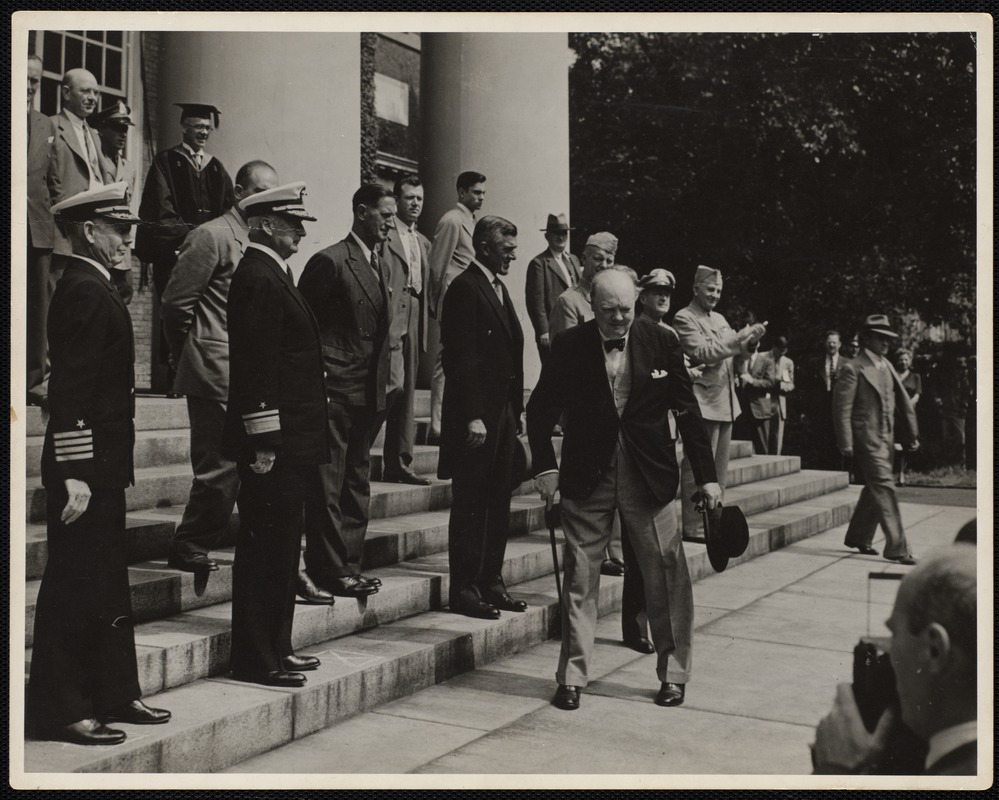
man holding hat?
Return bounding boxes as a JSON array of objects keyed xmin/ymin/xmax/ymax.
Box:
[
  {"xmin": 28, "ymin": 183, "xmax": 172, "ymax": 745},
  {"xmin": 548, "ymin": 231, "xmax": 617, "ymax": 338},
  {"xmin": 221, "ymin": 182, "xmax": 330, "ymax": 687},
  {"xmin": 674, "ymin": 266, "xmax": 767, "ymax": 538},
  {"xmin": 525, "ymin": 213, "xmax": 581, "ymax": 361},
  {"xmin": 136, "ymin": 103, "xmax": 234, "ymax": 391},
  {"xmin": 528, "ymin": 269, "xmax": 721, "ymax": 711},
  {"xmin": 833, "ymin": 314, "xmax": 919, "ymax": 564}
]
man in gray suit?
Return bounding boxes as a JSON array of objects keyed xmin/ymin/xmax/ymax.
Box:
[
  {"xmin": 161, "ymin": 160, "xmax": 279, "ymax": 575},
  {"xmin": 380, "ymin": 174, "xmax": 432, "ymax": 486},
  {"xmin": 834, "ymin": 314, "xmax": 919, "ymax": 565},
  {"xmin": 525, "ymin": 213, "xmax": 581, "ymax": 362}
]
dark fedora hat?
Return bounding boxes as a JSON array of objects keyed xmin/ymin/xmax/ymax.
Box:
[
  {"xmin": 541, "ymin": 212, "xmax": 574, "ymax": 233},
  {"xmin": 861, "ymin": 313, "xmax": 899, "ymax": 338},
  {"xmin": 702, "ymin": 503, "xmax": 749, "ymax": 573}
]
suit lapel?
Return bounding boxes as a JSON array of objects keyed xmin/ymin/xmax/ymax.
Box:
[
  {"xmin": 386, "ymin": 227, "xmax": 409, "ymax": 273},
  {"xmin": 544, "ymin": 254, "xmax": 571, "ymax": 292},
  {"xmin": 57, "ymin": 113, "xmax": 88, "ymax": 166},
  {"xmin": 344, "ymin": 236, "xmax": 384, "ymax": 311},
  {"xmin": 625, "ymin": 324, "xmax": 651, "ymax": 413},
  {"xmin": 582, "ymin": 322, "xmax": 615, "ymax": 409},
  {"xmin": 471, "ymin": 263, "xmax": 514, "ymax": 341},
  {"xmin": 857, "ymin": 351, "xmax": 890, "ymax": 405},
  {"xmin": 226, "ymin": 209, "xmax": 251, "ymax": 255}
]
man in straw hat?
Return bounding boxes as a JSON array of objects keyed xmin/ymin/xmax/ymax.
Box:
[
  {"xmin": 673, "ymin": 265, "xmax": 767, "ymax": 538},
  {"xmin": 529, "ymin": 269, "xmax": 721, "ymax": 711},
  {"xmin": 526, "ymin": 212, "xmax": 581, "ymax": 361},
  {"xmin": 833, "ymin": 314, "xmax": 919, "ymax": 564},
  {"xmin": 28, "ymin": 183, "xmax": 172, "ymax": 745},
  {"xmin": 221, "ymin": 182, "xmax": 330, "ymax": 687}
]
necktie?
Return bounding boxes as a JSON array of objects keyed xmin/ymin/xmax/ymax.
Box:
[
  {"xmin": 407, "ymin": 228, "xmax": 422, "ymax": 294},
  {"xmin": 371, "ymin": 249, "xmax": 381, "ymax": 279},
  {"xmin": 286, "ymin": 265, "xmax": 294, "ymax": 282},
  {"xmin": 827, "ymin": 355, "xmax": 835, "ymax": 389},
  {"xmin": 493, "ymin": 277, "xmax": 504, "ymax": 305},
  {"xmin": 194, "ymin": 151, "xmax": 204, "ymax": 171},
  {"xmin": 83, "ymin": 126, "xmax": 102, "ymax": 185},
  {"xmin": 604, "ymin": 338, "xmax": 626, "ymax": 352}
]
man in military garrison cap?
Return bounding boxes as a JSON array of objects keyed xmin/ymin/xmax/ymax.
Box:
[
  {"xmin": 28, "ymin": 183, "xmax": 171, "ymax": 746},
  {"xmin": 136, "ymin": 102, "xmax": 235, "ymax": 391}
]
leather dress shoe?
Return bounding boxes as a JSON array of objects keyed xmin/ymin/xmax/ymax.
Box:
[
  {"xmin": 358, "ymin": 575, "xmax": 382, "ymax": 588},
  {"xmin": 167, "ymin": 552, "xmax": 218, "ymax": 574},
  {"xmin": 600, "ymin": 558, "xmax": 626, "ymax": 577},
  {"xmin": 54, "ymin": 718, "xmax": 127, "ymax": 745},
  {"xmin": 296, "ymin": 571, "xmax": 336, "ymax": 605},
  {"xmin": 329, "ymin": 575, "xmax": 379, "ymax": 598},
  {"xmin": 624, "ymin": 636, "xmax": 655, "ymax": 655},
  {"xmin": 234, "ymin": 670, "xmax": 307, "ymax": 688},
  {"xmin": 482, "ymin": 590, "xmax": 527, "ymax": 613},
  {"xmin": 100, "ymin": 699, "xmax": 171, "ymax": 725},
  {"xmin": 283, "ymin": 654, "xmax": 321, "ymax": 672},
  {"xmin": 383, "ymin": 468, "xmax": 432, "ymax": 486},
  {"xmin": 552, "ymin": 684, "xmax": 581, "ymax": 710},
  {"xmin": 654, "ymin": 682, "xmax": 686, "ymax": 707},
  {"xmin": 845, "ymin": 544, "xmax": 879, "ymax": 556},
  {"xmin": 449, "ymin": 594, "xmax": 500, "ymax": 620},
  {"xmin": 885, "ymin": 554, "xmax": 918, "ymax": 566}
]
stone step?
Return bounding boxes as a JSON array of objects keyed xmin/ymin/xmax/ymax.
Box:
[
  {"xmin": 22, "ymin": 485, "xmax": 861, "ymax": 774},
  {"xmin": 25, "ymin": 429, "xmax": 192, "ymax": 478}
]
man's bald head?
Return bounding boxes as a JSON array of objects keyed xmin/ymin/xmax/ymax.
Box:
[
  {"xmin": 592, "ymin": 269, "xmax": 638, "ymax": 340},
  {"xmin": 61, "ymin": 68, "xmax": 99, "ymax": 118}
]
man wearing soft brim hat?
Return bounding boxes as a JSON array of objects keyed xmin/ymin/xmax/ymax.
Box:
[
  {"xmin": 832, "ymin": 314, "xmax": 919, "ymax": 564},
  {"xmin": 28, "ymin": 183, "xmax": 172, "ymax": 745},
  {"xmin": 525, "ymin": 213, "xmax": 582, "ymax": 361}
]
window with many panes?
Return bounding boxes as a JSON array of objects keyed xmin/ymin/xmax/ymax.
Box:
[{"xmin": 30, "ymin": 30, "xmax": 128, "ymax": 116}]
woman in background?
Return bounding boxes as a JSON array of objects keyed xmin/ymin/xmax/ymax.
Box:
[{"xmin": 893, "ymin": 349, "xmax": 921, "ymax": 485}]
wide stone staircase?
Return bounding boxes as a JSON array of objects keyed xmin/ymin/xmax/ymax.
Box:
[{"xmin": 20, "ymin": 391, "xmax": 860, "ymax": 773}]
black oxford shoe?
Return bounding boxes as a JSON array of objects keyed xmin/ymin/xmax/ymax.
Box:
[
  {"xmin": 329, "ymin": 575, "xmax": 379, "ymax": 598},
  {"xmin": 167, "ymin": 552, "xmax": 219, "ymax": 574},
  {"xmin": 600, "ymin": 558, "xmax": 626, "ymax": 577},
  {"xmin": 101, "ymin": 699, "xmax": 171, "ymax": 725},
  {"xmin": 552, "ymin": 684, "xmax": 581, "ymax": 711},
  {"xmin": 296, "ymin": 571, "xmax": 336, "ymax": 605},
  {"xmin": 482, "ymin": 590, "xmax": 527, "ymax": 613},
  {"xmin": 845, "ymin": 544, "xmax": 879, "ymax": 556},
  {"xmin": 654, "ymin": 682, "xmax": 686, "ymax": 707},
  {"xmin": 283, "ymin": 654, "xmax": 321, "ymax": 672},
  {"xmin": 358, "ymin": 574, "xmax": 382, "ymax": 588},
  {"xmin": 624, "ymin": 636, "xmax": 655, "ymax": 655},
  {"xmin": 234, "ymin": 670, "xmax": 307, "ymax": 688},
  {"xmin": 383, "ymin": 468, "xmax": 432, "ymax": 486},
  {"xmin": 449, "ymin": 595, "xmax": 501, "ymax": 620},
  {"xmin": 56, "ymin": 718, "xmax": 127, "ymax": 745}
]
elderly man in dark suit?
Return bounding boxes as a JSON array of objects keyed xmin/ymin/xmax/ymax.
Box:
[
  {"xmin": 833, "ymin": 314, "xmax": 919, "ymax": 564},
  {"xmin": 380, "ymin": 174, "xmax": 432, "ymax": 486},
  {"xmin": 438, "ymin": 215, "xmax": 526, "ymax": 620},
  {"xmin": 525, "ymin": 213, "xmax": 581, "ymax": 362},
  {"xmin": 528, "ymin": 269, "xmax": 721, "ymax": 711},
  {"xmin": 812, "ymin": 545, "xmax": 976, "ymax": 775},
  {"xmin": 161, "ymin": 160, "xmax": 279, "ymax": 577},
  {"xmin": 221, "ymin": 182, "xmax": 328, "ymax": 688},
  {"xmin": 297, "ymin": 184, "xmax": 395, "ymax": 600},
  {"xmin": 28, "ymin": 183, "xmax": 170, "ymax": 745},
  {"xmin": 26, "ymin": 53, "xmax": 56, "ymax": 405}
]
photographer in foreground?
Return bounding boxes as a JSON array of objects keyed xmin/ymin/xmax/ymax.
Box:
[{"xmin": 811, "ymin": 544, "xmax": 977, "ymax": 775}]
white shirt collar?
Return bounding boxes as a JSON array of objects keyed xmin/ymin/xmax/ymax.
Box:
[
  {"xmin": 599, "ymin": 329, "xmax": 629, "ymax": 347},
  {"xmin": 864, "ymin": 347, "xmax": 885, "ymax": 368},
  {"xmin": 64, "ymin": 108, "xmax": 87, "ymax": 128},
  {"xmin": 474, "ymin": 259, "xmax": 498, "ymax": 285},
  {"xmin": 182, "ymin": 142, "xmax": 204, "ymax": 158},
  {"xmin": 925, "ymin": 721, "xmax": 977, "ymax": 771},
  {"xmin": 349, "ymin": 231, "xmax": 374, "ymax": 264},
  {"xmin": 456, "ymin": 202, "xmax": 474, "ymax": 220},
  {"xmin": 396, "ymin": 216, "xmax": 417, "ymax": 235},
  {"xmin": 549, "ymin": 247, "xmax": 566, "ymax": 262},
  {"xmin": 73, "ymin": 254, "xmax": 112, "ymax": 281},
  {"xmin": 246, "ymin": 242, "xmax": 292, "ymax": 274}
]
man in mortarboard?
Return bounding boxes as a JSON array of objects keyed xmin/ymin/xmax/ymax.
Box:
[
  {"xmin": 135, "ymin": 102, "xmax": 235, "ymax": 391},
  {"xmin": 28, "ymin": 183, "xmax": 171, "ymax": 745}
]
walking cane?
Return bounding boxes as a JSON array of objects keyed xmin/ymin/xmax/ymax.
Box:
[{"xmin": 545, "ymin": 503, "xmax": 563, "ymax": 605}]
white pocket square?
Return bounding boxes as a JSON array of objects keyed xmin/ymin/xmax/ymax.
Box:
[{"xmin": 651, "ymin": 369, "xmax": 668, "ymax": 379}]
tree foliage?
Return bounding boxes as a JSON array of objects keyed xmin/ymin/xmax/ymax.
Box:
[{"xmin": 568, "ymin": 32, "xmax": 977, "ymax": 350}]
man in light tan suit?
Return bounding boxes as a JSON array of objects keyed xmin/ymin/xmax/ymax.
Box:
[
  {"xmin": 834, "ymin": 314, "xmax": 919, "ymax": 564},
  {"xmin": 673, "ymin": 266, "xmax": 766, "ymax": 537},
  {"xmin": 764, "ymin": 335, "xmax": 794, "ymax": 455},
  {"xmin": 161, "ymin": 160, "xmax": 279, "ymax": 576}
]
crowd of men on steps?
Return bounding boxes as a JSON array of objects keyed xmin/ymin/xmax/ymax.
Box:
[{"xmin": 26, "ymin": 61, "xmax": 968, "ymax": 773}]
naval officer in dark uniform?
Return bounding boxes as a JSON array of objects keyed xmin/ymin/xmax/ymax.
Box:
[
  {"xmin": 221, "ymin": 182, "xmax": 331, "ymax": 687},
  {"xmin": 28, "ymin": 183, "xmax": 171, "ymax": 745}
]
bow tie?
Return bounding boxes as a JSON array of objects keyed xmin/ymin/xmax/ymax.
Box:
[{"xmin": 603, "ymin": 338, "xmax": 626, "ymax": 353}]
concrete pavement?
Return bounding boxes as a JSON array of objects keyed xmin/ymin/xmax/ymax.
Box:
[{"xmin": 225, "ymin": 500, "xmax": 982, "ymax": 786}]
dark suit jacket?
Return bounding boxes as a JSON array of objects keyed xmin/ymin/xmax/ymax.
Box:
[
  {"xmin": 222, "ymin": 246, "xmax": 330, "ymax": 466},
  {"xmin": 28, "ymin": 109, "xmax": 55, "ymax": 249},
  {"xmin": 924, "ymin": 741, "xmax": 977, "ymax": 775},
  {"xmin": 41, "ymin": 258, "xmax": 135, "ymax": 490},
  {"xmin": 527, "ymin": 318, "xmax": 717, "ymax": 504},
  {"xmin": 525, "ymin": 248, "xmax": 581, "ymax": 341},
  {"xmin": 383, "ymin": 222, "xmax": 431, "ymax": 352},
  {"xmin": 298, "ymin": 235, "xmax": 393, "ymax": 410},
  {"xmin": 735, "ymin": 350, "xmax": 778, "ymax": 420},
  {"xmin": 437, "ymin": 264, "xmax": 524, "ymax": 479}
]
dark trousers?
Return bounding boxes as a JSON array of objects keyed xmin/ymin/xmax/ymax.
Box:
[
  {"xmin": 304, "ymin": 402, "xmax": 384, "ymax": 581},
  {"xmin": 383, "ymin": 325, "xmax": 420, "ymax": 475},
  {"xmin": 173, "ymin": 396, "xmax": 241, "ymax": 557},
  {"xmin": 230, "ymin": 462, "xmax": 320, "ymax": 677},
  {"xmin": 28, "ymin": 486, "xmax": 140, "ymax": 730},
  {"xmin": 619, "ymin": 518, "xmax": 650, "ymax": 641},
  {"xmin": 751, "ymin": 416, "xmax": 771, "ymax": 455},
  {"xmin": 152, "ymin": 257, "xmax": 178, "ymax": 389},
  {"xmin": 447, "ymin": 402, "xmax": 517, "ymax": 601},
  {"xmin": 26, "ymin": 242, "xmax": 54, "ymax": 401}
]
